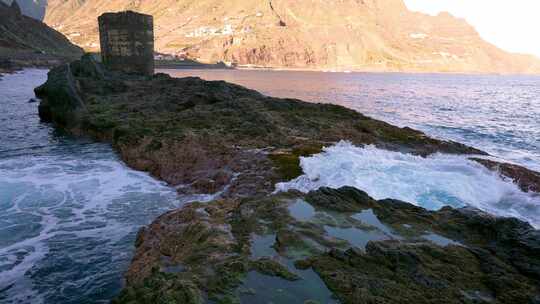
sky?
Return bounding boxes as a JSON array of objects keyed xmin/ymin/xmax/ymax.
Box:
[{"xmin": 403, "ymin": 0, "xmax": 540, "ymax": 58}]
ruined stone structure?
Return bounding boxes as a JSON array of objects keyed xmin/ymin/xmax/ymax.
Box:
[
  {"xmin": 10, "ymin": 1, "xmax": 22, "ymax": 16},
  {"xmin": 98, "ymin": 11, "xmax": 154, "ymax": 76}
]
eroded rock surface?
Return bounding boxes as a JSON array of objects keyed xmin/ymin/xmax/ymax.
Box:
[
  {"xmin": 35, "ymin": 56, "xmax": 540, "ymax": 303},
  {"xmin": 115, "ymin": 187, "xmax": 540, "ymax": 303},
  {"xmin": 472, "ymin": 158, "xmax": 540, "ymax": 193},
  {"xmin": 35, "ymin": 55, "xmax": 483, "ymax": 198}
]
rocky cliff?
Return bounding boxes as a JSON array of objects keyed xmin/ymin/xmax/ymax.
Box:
[
  {"xmin": 0, "ymin": 1, "xmax": 83, "ymax": 73},
  {"xmin": 1, "ymin": 0, "xmax": 46, "ymax": 20},
  {"xmin": 43, "ymin": 0, "xmax": 540, "ymax": 73}
]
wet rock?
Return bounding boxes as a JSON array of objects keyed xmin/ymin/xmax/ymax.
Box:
[
  {"xmin": 34, "ymin": 62, "xmax": 87, "ymax": 126},
  {"xmin": 113, "ymin": 272, "xmax": 204, "ymax": 304},
  {"xmin": 302, "ymin": 188, "xmax": 540, "ymax": 303},
  {"xmin": 472, "ymin": 158, "xmax": 540, "ymax": 193},
  {"xmin": 117, "ymin": 187, "xmax": 540, "ymax": 303},
  {"xmin": 10, "ymin": 1, "xmax": 22, "ymax": 17},
  {"xmin": 35, "ymin": 57, "xmax": 539, "ymax": 303},
  {"xmin": 249, "ymin": 258, "xmax": 300, "ymax": 281},
  {"xmin": 36, "ymin": 55, "xmax": 484, "ymax": 197},
  {"xmin": 306, "ymin": 186, "xmax": 377, "ymax": 212},
  {"xmin": 187, "ymin": 169, "xmax": 233, "ymax": 195},
  {"xmin": 275, "ymin": 229, "xmax": 310, "ymax": 255},
  {"xmin": 117, "ymin": 200, "xmax": 247, "ymax": 303},
  {"xmin": 309, "ymin": 240, "xmax": 539, "ymax": 304},
  {"xmin": 0, "ymin": 59, "xmax": 16, "ymax": 76}
]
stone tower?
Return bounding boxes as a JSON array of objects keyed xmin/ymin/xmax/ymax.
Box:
[
  {"xmin": 10, "ymin": 0, "xmax": 22, "ymax": 16},
  {"xmin": 98, "ymin": 11, "xmax": 154, "ymax": 76}
]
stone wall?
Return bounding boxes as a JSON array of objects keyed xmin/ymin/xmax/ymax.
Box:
[{"xmin": 98, "ymin": 11, "xmax": 154, "ymax": 76}]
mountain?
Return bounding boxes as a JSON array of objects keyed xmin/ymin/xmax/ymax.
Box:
[
  {"xmin": 0, "ymin": 1, "xmax": 83, "ymax": 71},
  {"xmin": 1, "ymin": 0, "xmax": 46, "ymax": 20},
  {"xmin": 43, "ymin": 0, "xmax": 540, "ymax": 73}
]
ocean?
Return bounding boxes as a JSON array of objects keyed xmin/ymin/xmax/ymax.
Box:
[{"xmin": 0, "ymin": 68, "xmax": 538, "ymax": 303}]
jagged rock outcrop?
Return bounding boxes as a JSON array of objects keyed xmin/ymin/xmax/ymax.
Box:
[
  {"xmin": 1, "ymin": 0, "xmax": 47, "ymax": 20},
  {"xmin": 9, "ymin": 0, "xmax": 20, "ymax": 15},
  {"xmin": 35, "ymin": 55, "xmax": 484, "ymax": 198},
  {"xmin": 0, "ymin": 1, "xmax": 83, "ymax": 73},
  {"xmin": 43, "ymin": 0, "xmax": 540, "ymax": 73},
  {"xmin": 472, "ymin": 158, "xmax": 540, "ymax": 193},
  {"xmin": 115, "ymin": 187, "xmax": 540, "ymax": 303}
]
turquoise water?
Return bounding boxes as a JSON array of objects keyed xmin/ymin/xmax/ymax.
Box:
[
  {"xmin": 276, "ymin": 142, "xmax": 540, "ymax": 228},
  {"xmin": 165, "ymin": 69, "xmax": 540, "ymax": 228}
]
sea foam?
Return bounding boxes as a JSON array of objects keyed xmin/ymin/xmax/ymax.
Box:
[
  {"xmin": 0, "ymin": 143, "xmax": 181, "ymax": 302},
  {"xmin": 276, "ymin": 141, "xmax": 540, "ymax": 228}
]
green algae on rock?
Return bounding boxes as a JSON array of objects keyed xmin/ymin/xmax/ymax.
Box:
[
  {"xmin": 35, "ymin": 55, "xmax": 484, "ymax": 198},
  {"xmin": 34, "ymin": 56, "xmax": 540, "ymax": 303},
  {"xmin": 115, "ymin": 187, "xmax": 540, "ymax": 303}
]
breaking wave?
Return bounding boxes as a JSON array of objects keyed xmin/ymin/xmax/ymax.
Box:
[{"xmin": 276, "ymin": 141, "xmax": 540, "ymax": 228}]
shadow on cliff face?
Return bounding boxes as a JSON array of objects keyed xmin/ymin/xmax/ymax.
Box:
[{"xmin": 2, "ymin": 0, "xmax": 47, "ymax": 20}]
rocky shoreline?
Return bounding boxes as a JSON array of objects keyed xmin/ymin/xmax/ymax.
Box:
[
  {"xmin": 0, "ymin": 0, "xmax": 83, "ymax": 80},
  {"xmin": 0, "ymin": 56, "xmax": 74, "ymax": 79},
  {"xmin": 35, "ymin": 55, "xmax": 540, "ymax": 303}
]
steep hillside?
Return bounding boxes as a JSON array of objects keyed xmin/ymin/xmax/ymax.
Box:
[
  {"xmin": 0, "ymin": 1, "xmax": 82, "ymax": 72},
  {"xmin": 43, "ymin": 0, "xmax": 540, "ymax": 73},
  {"xmin": 1, "ymin": 0, "xmax": 46, "ymax": 20}
]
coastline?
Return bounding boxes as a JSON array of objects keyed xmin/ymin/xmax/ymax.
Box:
[
  {"xmin": 154, "ymin": 60, "xmax": 234, "ymax": 70},
  {"xmin": 34, "ymin": 55, "xmax": 540, "ymax": 303},
  {"xmin": 207, "ymin": 60, "xmax": 540, "ymax": 75},
  {"xmin": 158, "ymin": 63, "xmax": 540, "ymax": 77},
  {"xmin": 0, "ymin": 54, "xmax": 79, "ymax": 80}
]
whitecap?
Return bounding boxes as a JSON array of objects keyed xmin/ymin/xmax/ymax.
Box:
[{"xmin": 276, "ymin": 141, "xmax": 540, "ymax": 228}]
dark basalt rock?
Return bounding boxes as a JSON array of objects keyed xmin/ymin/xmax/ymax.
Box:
[
  {"xmin": 472, "ymin": 158, "xmax": 540, "ymax": 193},
  {"xmin": 249, "ymin": 258, "xmax": 300, "ymax": 281},
  {"xmin": 310, "ymin": 241, "xmax": 538, "ymax": 304},
  {"xmin": 35, "ymin": 59, "xmax": 88, "ymax": 126},
  {"xmin": 306, "ymin": 186, "xmax": 378, "ymax": 212},
  {"xmin": 35, "ymin": 55, "xmax": 486, "ymax": 198},
  {"xmin": 10, "ymin": 0, "xmax": 22, "ymax": 16},
  {"xmin": 35, "ymin": 56, "xmax": 540, "ymax": 304},
  {"xmin": 115, "ymin": 187, "xmax": 540, "ymax": 304}
]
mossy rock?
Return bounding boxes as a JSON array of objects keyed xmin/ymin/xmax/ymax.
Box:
[
  {"xmin": 249, "ymin": 258, "xmax": 300, "ymax": 281},
  {"xmin": 269, "ymin": 144, "xmax": 324, "ymax": 181}
]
